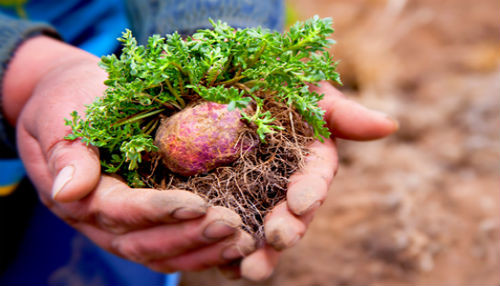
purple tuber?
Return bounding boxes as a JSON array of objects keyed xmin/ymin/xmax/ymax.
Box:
[{"xmin": 154, "ymin": 102, "xmax": 256, "ymax": 176}]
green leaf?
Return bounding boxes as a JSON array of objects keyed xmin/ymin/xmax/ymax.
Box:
[{"xmin": 65, "ymin": 16, "xmax": 340, "ymax": 186}]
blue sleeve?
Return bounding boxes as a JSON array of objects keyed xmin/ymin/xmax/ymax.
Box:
[
  {"xmin": 0, "ymin": 13, "xmax": 60, "ymax": 156},
  {"xmin": 1, "ymin": 0, "xmax": 129, "ymax": 57},
  {"xmin": 125, "ymin": 0, "xmax": 284, "ymax": 44}
]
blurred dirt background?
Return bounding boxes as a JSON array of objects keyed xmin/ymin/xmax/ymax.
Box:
[{"xmin": 182, "ymin": 0, "xmax": 500, "ymax": 284}]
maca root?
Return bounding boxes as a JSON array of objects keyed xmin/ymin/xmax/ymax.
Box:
[
  {"xmin": 144, "ymin": 98, "xmax": 314, "ymax": 238},
  {"xmin": 154, "ymin": 101, "xmax": 257, "ymax": 176},
  {"xmin": 65, "ymin": 17, "xmax": 339, "ymax": 239}
]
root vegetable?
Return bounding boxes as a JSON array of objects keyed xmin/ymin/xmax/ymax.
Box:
[
  {"xmin": 66, "ymin": 16, "xmax": 341, "ymax": 236},
  {"xmin": 154, "ymin": 102, "xmax": 255, "ymax": 176}
]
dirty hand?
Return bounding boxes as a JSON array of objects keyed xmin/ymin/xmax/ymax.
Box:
[
  {"xmin": 4, "ymin": 36, "xmax": 254, "ymax": 272},
  {"xmin": 237, "ymin": 81, "xmax": 399, "ymax": 281}
]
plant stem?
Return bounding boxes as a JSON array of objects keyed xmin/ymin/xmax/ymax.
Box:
[
  {"xmin": 246, "ymin": 41, "xmax": 267, "ymax": 68},
  {"xmin": 218, "ymin": 70, "xmax": 244, "ymax": 86},
  {"xmin": 112, "ymin": 108, "xmax": 164, "ymax": 127},
  {"xmin": 141, "ymin": 92, "xmax": 180, "ymax": 110},
  {"xmin": 164, "ymin": 79, "xmax": 185, "ymax": 108}
]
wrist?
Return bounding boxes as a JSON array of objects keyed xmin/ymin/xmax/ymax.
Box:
[{"xmin": 2, "ymin": 35, "xmax": 98, "ymax": 125}]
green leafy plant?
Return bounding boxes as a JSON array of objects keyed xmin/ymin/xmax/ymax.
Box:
[{"xmin": 66, "ymin": 16, "xmax": 341, "ymax": 186}]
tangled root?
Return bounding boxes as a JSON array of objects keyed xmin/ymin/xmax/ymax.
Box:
[{"xmin": 146, "ymin": 99, "xmax": 314, "ymax": 239}]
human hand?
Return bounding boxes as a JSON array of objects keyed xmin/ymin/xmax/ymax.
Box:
[
  {"xmin": 5, "ymin": 36, "xmax": 255, "ymax": 272},
  {"xmin": 236, "ymin": 81, "xmax": 399, "ymax": 281}
]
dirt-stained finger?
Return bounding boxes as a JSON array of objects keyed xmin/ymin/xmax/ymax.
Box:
[
  {"xmin": 312, "ymin": 81, "xmax": 398, "ymax": 140},
  {"xmin": 264, "ymin": 202, "xmax": 306, "ymax": 251},
  {"xmin": 287, "ymin": 138, "xmax": 337, "ymax": 216},
  {"xmin": 110, "ymin": 206, "xmax": 243, "ymax": 263},
  {"xmin": 85, "ymin": 176, "xmax": 209, "ymax": 234}
]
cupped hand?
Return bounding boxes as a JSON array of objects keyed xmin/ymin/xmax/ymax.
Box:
[
  {"xmin": 237, "ymin": 81, "xmax": 399, "ymax": 281},
  {"xmin": 9, "ymin": 36, "xmax": 255, "ymax": 273}
]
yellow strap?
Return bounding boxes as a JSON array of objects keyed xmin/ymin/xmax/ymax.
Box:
[{"xmin": 0, "ymin": 184, "xmax": 19, "ymax": 196}]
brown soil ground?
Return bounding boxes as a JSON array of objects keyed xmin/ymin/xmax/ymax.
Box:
[{"xmin": 181, "ymin": 0, "xmax": 500, "ymax": 284}]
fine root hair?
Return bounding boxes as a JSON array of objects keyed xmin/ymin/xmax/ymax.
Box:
[{"xmin": 146, "ymin": 98, "xmax": 314, "ymax": 239}]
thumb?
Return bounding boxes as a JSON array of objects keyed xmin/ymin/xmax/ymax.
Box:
[
  {"xmin": 48, "ymin": 140, "xmax": 101, "ymax": 202},
  {"xmin": 313, "ymin": 82, "xmax": 399, "ymax": 141}
]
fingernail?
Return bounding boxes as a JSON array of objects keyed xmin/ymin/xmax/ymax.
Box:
[
  {"xmin": 172, "ymin": 207, "xmax": 206, "ymax": 220},
  {"xmin": 387, "ymin": 115, "xmax": 400, "ymax": 131},
  {"xmin": 52, "ymin": 165, "xmax": 74, "ymax": 199},
  {"xmin": 303, "ymin": 200, "xmax": 322, "ymax": 215},
  {"xmin": 373, "ymin": 109, "xmax": 399, "ymax": 131},
  {"xmin": 266, "ymin": 219, "xmax": 302, "ymax": 251},
  {"xmin": 203, "ymin": 221, "xmax": 237, "ymax": 240},
  {"xmin": 292, "ymin": 191, "xmax": 322, "ymax": 216},
  {"xmin": 222, "ymin": 246, "xmax": 244, "ymax": 260},
  {"xmin": 369, "ymin": 108, "xmax": 393, "ymax": 121}
]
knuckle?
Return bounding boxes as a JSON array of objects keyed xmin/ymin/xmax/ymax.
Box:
[
  {"xmin": 94, "ymin": 209, "xmax": 128, "ymax": 234},
  {"xmin": 46, "ymin": 140, "xmax": 82, "ymax": 174},
  {"xmin": 113, "ymin": 239, "xmax": 146, "ymax": 263}
]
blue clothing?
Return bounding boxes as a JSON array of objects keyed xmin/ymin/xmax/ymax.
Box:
[
  {"xmin": 0, "ymin": 1, "xmax": 175, "ymax": 284},
  {"xmin": 0, "ymin": 0, "xmax": 283, "ymax": 284},
  {"xmin": 0, "ymin": 159, "xmax": 25, "ymax": 196},
  {"xmin": 126, "ymin": 0, "xmax": 284, "ymax": 44},
  {"xmin": 0, "ymin": 201, "xmax": 180, "ymax": 286},
  {"xmin": 0, "ymin": 1, "xmax": 179, "ymax": 284},
  {"xmin": 0, "ymin": 0, "xmax": 128, "ymax": 56}
]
